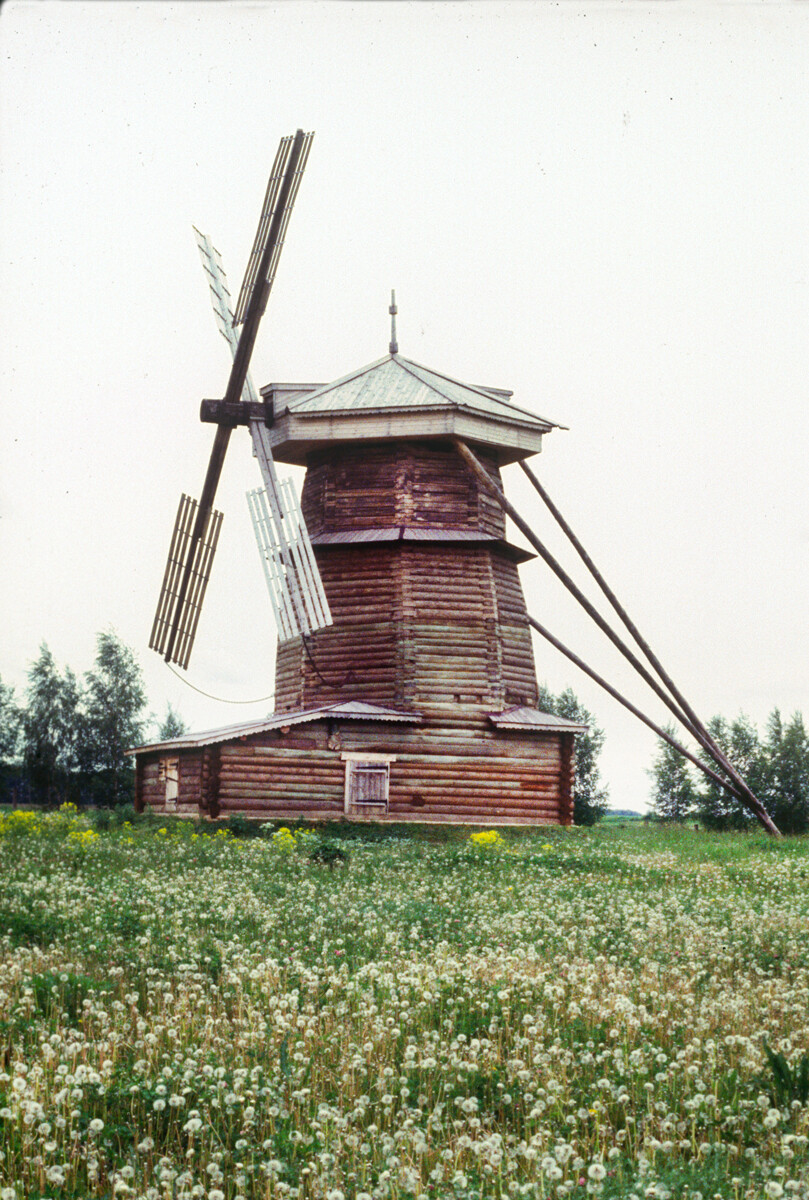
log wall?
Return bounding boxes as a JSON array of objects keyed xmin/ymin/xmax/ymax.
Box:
[
  {"xmin": 276, "ymin": 438, "xmax": 539, "ymax": 719},
  {"xmin": 491, "ymin": 554, "xmax": 540, "ymax": 708},
  {"xmin": 275, "ymin": 543, "xmax": 539, "ymax": 714},
  {"xmin": 301, "ymin": 440, "xmax": 506, "ymax": 538},
  {"xmin": 135, "ymin": 717, "xmax": 572, "ymax": 827}
]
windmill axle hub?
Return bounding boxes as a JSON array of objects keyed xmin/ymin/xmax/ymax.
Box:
[{"xmin": 199, "ymin": 398, "xmax": 274, "ymax": 429}]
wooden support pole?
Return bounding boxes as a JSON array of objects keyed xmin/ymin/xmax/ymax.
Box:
[
  {"xmin": 518, "ymin": 459, "xmax": 777, "ymax": 831},
  {"xmin": 526, "ymin": 612, "xmax": 759, "ymax": 807},
  {"xmin": 453, "ymin": 440, "xmax": 701, "ymax": 735},
  {"xmin": 452, "ymin": 437, "xmax": 780, "ymax": 836}
]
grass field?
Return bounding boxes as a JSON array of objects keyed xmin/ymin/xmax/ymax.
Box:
[{"xmin": 0, "ymin": 809, "xmax": 807, "ymax": 1200}]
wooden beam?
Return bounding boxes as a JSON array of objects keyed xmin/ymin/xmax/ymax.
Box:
[{"xmin": 453, "ymin": 437, "xmax": 781, "ymax": 837}]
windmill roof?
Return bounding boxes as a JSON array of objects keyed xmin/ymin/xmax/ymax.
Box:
[
  {"xmin": 128, "ymin": 701, "xmax": 422, "ymax": 755},
  {"xmin": 264, "ymin": 353, "xmax": 563, "ymax": 465},
  {"xmin": 280, "ymin": 354, "xmax": 560, "ymax": 429}
]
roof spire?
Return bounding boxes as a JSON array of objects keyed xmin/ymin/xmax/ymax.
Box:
[{"xmin": 389, "ymin": 289, "xmax": 398, "ymax": 355}]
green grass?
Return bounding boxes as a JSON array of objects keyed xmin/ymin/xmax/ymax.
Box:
[{"xmin": 0, "ymin": 808, "xmax": 806, "ymax": 1199}]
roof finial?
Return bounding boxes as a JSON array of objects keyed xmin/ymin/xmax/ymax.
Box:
[{"xmin": 389, "ymin": 289, "xmax": 398, "ymax": 355}]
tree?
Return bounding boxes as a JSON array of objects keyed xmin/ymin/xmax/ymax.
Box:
[
  {"xmin": 763, "ymin": 709, "xmax": 809, "ymax": 835},
  {"xmin": 696, "ymin": 714, "xmax": 765, "ymax": 830},
  {"xmin": 83, "ymin": 630, "xmax": 147, "ymax": 805},
  {"xmin": 648, "ymin": 724, "xmax": 697, "ymax": 821},
  {"xmin": 537, "ymin": 685, "xmax": 609, "ymax": 825},
  {"xmin": 674, "ymin": 708, "xmax": 809, "ymax": 834},
  {"xmin": 0, "ymin": 674, "xmax": 21, "ymax": 766},
  {"xmin": 21, "ymin": 644, "xmax": 84, "ymax": 806},
  {"xmin": 157, "ymin": 702, "xmax": 188, "ymax": 741},
  {"xmin": 0, "ymin": 674, "xmax": 22, "ymax": 805}
]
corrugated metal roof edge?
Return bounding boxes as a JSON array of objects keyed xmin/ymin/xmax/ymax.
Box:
[
  {"xmin": 487, "ymin": 706, "xmax": 589, "ymax": 734},
  {"xmin": 309, "ymin": 527, "xmax": 536, "ymax": 563},
  {"xmin": 288, "ymin": 398, "xmax": 559, "ymax": 434},
  {"xmin": 127, "ymin": 701, "xmax": 423, "ymax": 756}
]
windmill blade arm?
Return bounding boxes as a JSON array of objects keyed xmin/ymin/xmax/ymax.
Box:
[
  {"xmin": 197, "ymin": 424, "xmax": 233, "ymax": 517},
  {"xmin": 223, "ymin": 130, "xmax": 309, "ymax": 407},
  {"xmin": 155, "ymin": 127, "xmax": 314, "ymax": 667},
  {"xmin": 150, "ymin": 494, "xmax": 224, "ymax": 669},
  {"xmin": 233, "ymin": 130, "xmax": 313, "ymax": 326}
]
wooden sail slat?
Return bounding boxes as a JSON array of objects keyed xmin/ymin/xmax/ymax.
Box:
[{"xmin": 149, "ymin": 495, "xmax": 222, "ymax": 668}]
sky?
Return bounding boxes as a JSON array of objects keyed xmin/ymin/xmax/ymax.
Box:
[{"xmin": 1, "ymin": 0, "xmax": 807, "ymax": 814}]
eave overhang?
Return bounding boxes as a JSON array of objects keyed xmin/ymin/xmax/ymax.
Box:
[
  {"xmin": 127, "ymin": 701, "xmax": 423, "ymax": 756},
  {"xmin": 488, "ymin": 706, "xmax": 589, "ymax": 734},
  {"xmin": 310, "ymin": 527, "xmax": 536, "ymax": 564},
  {"xmin": 268, "ymin": 408, "xmax": 549, "ymax": 466}
]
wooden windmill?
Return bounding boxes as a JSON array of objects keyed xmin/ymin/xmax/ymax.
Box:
[
  {"xmin": 134, "ymin": 137, "xmax": 780, "ymax": 834},
  {"xmin": 149, "ymin": 129, "xmax": 331, "ymax": 669}
]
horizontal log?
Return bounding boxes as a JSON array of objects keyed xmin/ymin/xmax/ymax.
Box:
[
  {"xmin": 217, "ymin": 806, "xmax": 343, "ymax": 819},
  {"xmin": 216, "ymin": 753, "xmax": 561, "ymax": 774},
  {"xmin": 227, "ymin": 744, "xmax": 330, "ymax": 757},
  {"xmin": 220, "ymin": 790, "xmax": 343, "ymax": 804},
  {"xmin": 388, "ymin": 753, "xmax": 560, "ymax": 768},
  {"xmin": 219, "ymin": 769, "xmax": 561, "ymax": 790},
  {"xmin": 397, "ymin": 804, "xmax": 561, "ymax": 818},
  {"xmin": 220, "ymin": 776, "xmax": 343, "ymax": 792},
  {"xmin": 393, "ymin": 787, "xmax": 562, "ymax": 802},
  {"xmin": 218, "ymin": 770, "xmax": 561, "ymax": 793},
  {"xmin": 221, "ymin": 769, "xmax": 343, "ymax": 784},
  {"xmin": 233, "ymin": 747, "xmax": 340, "ymax": 761},
  {"xmin": 390, "ymin": 769, "xmax": 560, "ymax": 783},
  {"xmin": 220, "ymin": 781, "xmax": 341, "ymax": 794}
]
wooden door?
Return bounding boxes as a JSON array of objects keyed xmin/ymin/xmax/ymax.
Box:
[{"xmin": 163, "ymin": 757, "xmax": 179, "ymax": 810}]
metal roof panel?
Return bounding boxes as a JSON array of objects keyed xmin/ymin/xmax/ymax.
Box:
[
  {"xmin": 309, "ymin": 527, "xmax": 536, "ymax": 562},
  {"xmin": 283, "ymin": 354, "xmax": 562, "ymax": 431}
]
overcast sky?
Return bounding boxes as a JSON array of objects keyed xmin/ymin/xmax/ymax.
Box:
[{"xmin": 2, "ymin": 0, "xmax": 807, "ymax": 813}]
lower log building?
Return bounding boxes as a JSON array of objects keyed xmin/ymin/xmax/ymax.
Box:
[
  {"xmin": 133, "ymin": 701, "xmax": 582, "ymax": 825},
  {"xmin": 131, "ymin": 350, "xmax": 586, "ymax": 825}
]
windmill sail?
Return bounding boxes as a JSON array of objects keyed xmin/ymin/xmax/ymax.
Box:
[
  {"xmin": 149, "ymin": 495, "xmax": 223, "ymax": 670},
  {"xmin": 247, "ymin": 479, "xmax": 332, "ymax": 642},
  {"xmin": 149, "ymin": 129, "xmax": 317, "ymax": 668},
  {"xmin": 233, "ymin": 131, "xmax": 314, "ymax": 326},
  {"xmin": 193, "ymin": 228, "xmax": 259, "ymax": 404}
]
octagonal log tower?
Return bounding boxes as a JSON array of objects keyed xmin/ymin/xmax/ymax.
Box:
[{"xmin": 261, "ymin": 352, "xmax": 586, "ymax": 824}]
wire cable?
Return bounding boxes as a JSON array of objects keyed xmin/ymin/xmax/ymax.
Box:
[{"xmin": 166, "ymin": 662, "xmax": 275, "ymax": 705}]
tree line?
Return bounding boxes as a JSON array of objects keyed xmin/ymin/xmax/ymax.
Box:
[
  {"xmin": 649, "ymin": 710, "xmax": 809, "ymax": 834},
  {"xmin": 7, "ymin": 630, "xmax": 801, "ymax": 833},
  {"xmin": 0, "ymin": 632, "xmax": 186, "ymax": 808}
]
